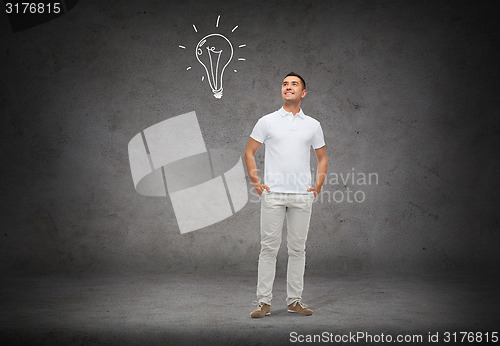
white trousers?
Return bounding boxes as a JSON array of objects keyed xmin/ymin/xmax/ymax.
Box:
[{"xmin": 256, "ymin": 191, "xmax": 314, "ymax": 306}]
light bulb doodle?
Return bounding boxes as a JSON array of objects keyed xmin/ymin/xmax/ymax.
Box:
[
  {"xmin": 179, "ymin": 15, "xmax": 246, "ymax": 99},
  {"xmin": 196, "ymin": 34, "xmax": 233, "ymax": 99}
]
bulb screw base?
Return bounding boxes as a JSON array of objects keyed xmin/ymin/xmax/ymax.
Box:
[{"xmin": 213, "ymin": 89, "xmax": 223, "ymax": 99}]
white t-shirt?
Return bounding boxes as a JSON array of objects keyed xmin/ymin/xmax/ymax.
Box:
[{"xmin": 250, "ymin": 107, "xmax": 326, "ymax": 193}]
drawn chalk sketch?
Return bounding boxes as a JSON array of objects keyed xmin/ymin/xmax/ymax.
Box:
[
  {"xmin": 196, "ymin": 33, "xmax": 233, "ymax": 99},
  {"xmin": 128, "ymin": 111, "xmax": 248, "ymax": 234},
  {"xmin": 179, "ymin": 15, "xmax": 246, "ymax": 99}
]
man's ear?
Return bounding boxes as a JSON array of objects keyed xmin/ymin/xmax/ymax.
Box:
[{"xmin": 301, "ymin": 89, "xmax": 307, "ymax": 98}]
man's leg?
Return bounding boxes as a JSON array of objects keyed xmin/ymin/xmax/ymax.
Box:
[
  {"xmin": 256, "ymin": 192, "xmax": 286, "ymax": 305},
  {"xmin": 285, "ymin": 193, "xmax": 314, "ymax": 305}
]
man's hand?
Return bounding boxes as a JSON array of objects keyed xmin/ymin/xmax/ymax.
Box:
[
  {"xmin": 253, "ymin": 183, "xmax": 271, "ymax": 196},
  {"xmin": 307, "ymin": 186, "xmax": 321, "ymax": 198},
  {"xmin": 309, "ymin": 146, "xmax": 327, "ymax": 199}
]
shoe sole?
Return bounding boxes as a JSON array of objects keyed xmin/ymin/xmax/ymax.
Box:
[
  {"xmin": 288, "ymin": 310, "xmax": 313, "ymax": 316},
  {"xmin": 250, "ymin": 312, "xmax": 271, "ymax": 318}
]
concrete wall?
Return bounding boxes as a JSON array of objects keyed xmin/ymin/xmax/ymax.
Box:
[{"xmin": 1, "ymin": 0, "xmax": 499, "ymax": 275}]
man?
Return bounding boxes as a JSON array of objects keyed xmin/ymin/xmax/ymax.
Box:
[{"xmin": 244, "ymin": 72, "xmax": 328, "ymax": 318}]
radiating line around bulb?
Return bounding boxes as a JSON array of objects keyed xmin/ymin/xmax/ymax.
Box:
[
  {"xmin": 216, "ymin": 15, "xmax": 220, "ymax": 27},
  {"xmin": 193, "ymin": 24, "xmax": 198, "ymax": 32},
  {"xmin": 232, "ymin": 26, "xmax": 238, "ymax": 32},
  {"xmin": 239, "ymin": 44, "xmax": 246, "ymax": 48},
  {"xmin": 179, "ymin": 45, "xmax": 186, "ymax": 49}
]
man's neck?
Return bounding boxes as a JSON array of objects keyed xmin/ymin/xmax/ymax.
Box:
[{"xmin": 283, "ymin": 102, "xmax": 301, "ymax": 116}]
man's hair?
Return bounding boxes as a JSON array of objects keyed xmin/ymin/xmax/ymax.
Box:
[{"xmin": 285, "ymin": 72, "xmax": 306, "ymax": 90}]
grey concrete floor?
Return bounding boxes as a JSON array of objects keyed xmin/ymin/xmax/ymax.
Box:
[{"xmin": 1, "ymin": 270, "xmax": 499, "ymax": 345}]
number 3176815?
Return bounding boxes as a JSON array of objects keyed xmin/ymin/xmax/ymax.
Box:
[{"xmin": 6, "ymin": 2, "xmax": 62, "ymax": 14}]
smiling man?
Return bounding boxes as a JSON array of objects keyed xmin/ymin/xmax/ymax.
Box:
[{"xmin": 244, "ymin": 72, "xmax": 328, "ymax": 318}]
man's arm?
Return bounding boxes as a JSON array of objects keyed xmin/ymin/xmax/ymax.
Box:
[
  {"xmin": 307, "ymin": 146, "xmax": 328, "ymax": 197},
  {"xmin": 244, "ymin": 137, "xmax": 270, "ymax": 196}
]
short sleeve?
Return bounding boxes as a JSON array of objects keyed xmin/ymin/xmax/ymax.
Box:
[
  {"xmin": 250, "ymin": 117, "xmax": 267, "ymax": 143},
  {"xmin": 311, "ymin": 122, "xmax": 326, "ymax": 149}
]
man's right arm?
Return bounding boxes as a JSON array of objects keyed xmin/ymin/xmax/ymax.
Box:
[{"xmin": 244, "ymin": 137, "xmax": 270, "ymax": 196}]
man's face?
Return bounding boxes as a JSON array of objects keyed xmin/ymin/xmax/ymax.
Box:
[{"xmin": 282, "ymin": 76, "xmax": 306, "ymax": 103}]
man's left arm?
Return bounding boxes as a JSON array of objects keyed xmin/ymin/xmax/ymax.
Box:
[{"xmin": 307, "ymin": 146, "xmax": 328, "ymax": 197}]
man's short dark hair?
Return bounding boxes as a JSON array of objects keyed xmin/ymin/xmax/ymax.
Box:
[{"xmin": 285, "ymin": 72, "xmax": 306, "ymax": 90}]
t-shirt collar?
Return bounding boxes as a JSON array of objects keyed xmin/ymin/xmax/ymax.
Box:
[{"xmin": 279, "ymin": 107, "xmax": 305, "ymax": 119}]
